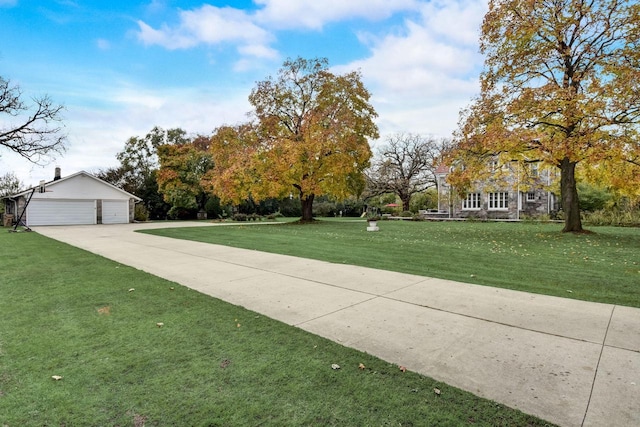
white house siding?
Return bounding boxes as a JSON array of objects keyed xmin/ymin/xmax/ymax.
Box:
[
  {"xmin": 4, "ymin": 171, "xmax": 141, "ymax": 227},
  {"xmin": 27, "ymin": 199, "xmax": 96, "ymax": 226},
  {"xmin": 101, "ymin": 200, "xmax": 129, "ymax": 224},
  {"xmin": 34, "ymin": 173, "xmax": 129, "ymax": 201}
]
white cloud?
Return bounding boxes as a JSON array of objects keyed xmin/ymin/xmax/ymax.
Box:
[
  {"xmin": 254, "ymin": 0, "xmax": 420, "ymax": 30},
  {"xmin": 136, "ymin": 21, "xmax": 192, "ymax": 49},
  {"xmin": 136, "ymin": 4, "xmax": 274, "ymax": 55},
  {"xmin": 337, "ymin": 0, "xmax": 487, "ymax": 138},
  {"xmin": 421, "ymin": 0, "xmax": 487, "ymax": 45},
  {"xmin": 134, "ymin": 0, "xmax": 422, "ymax": 63}
]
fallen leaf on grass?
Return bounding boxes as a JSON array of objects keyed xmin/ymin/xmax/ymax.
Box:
[
  {"xmin": 358, "ymin": 363, "xmax": 366, "ymax": 370},
  {"xmin": 220, "ymin": 359, "xmax": 231, "ymax": 369},
  {"xmin": 128, "ymin": 288, "xmax": 135, "ymax": 292},
  {"xmin": 331, "ymin": 364, "xmax": 341, "ymax": 370},
  {"xmin": 434, "ymin": 388, "xmax": 441, "ymax": 395},
  {"xmin": 399, "ymin": 366, "xmax": 407, "ymax": 372},
  {"xmin": 97, "ymin": 306, "xmax": 111, "ymax": 315},
  {"xmin": 156, "ymin": 322, "xmax": 164, "ymax": 328},
  {"xmin": 51, "ymin": 375, "xmax": 63, "ymax": 381}
]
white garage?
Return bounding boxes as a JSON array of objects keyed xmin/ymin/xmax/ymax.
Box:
[
  {"xmin": 3, "ymin": 170, "xmax": 141, "ymax": 227},
  {"xmin": 101, "ymin": 200, "xmax": 129, "ymax": 224},
  {"xmin": 27, "ymin": 199, "xmax": 97, "ymax": 226}
]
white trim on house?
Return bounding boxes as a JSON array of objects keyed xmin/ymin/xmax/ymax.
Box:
[
  {"xmin": 488, "ymin": 192, "xmax": 509, "ymax": 210},
  {"xmin": 462, "ymin": 192, "xmax": 482, "ymax": 210}
]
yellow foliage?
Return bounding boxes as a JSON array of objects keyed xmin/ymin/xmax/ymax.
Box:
[
  {"xmin": 203, "ymin": 58, "xmax": 378, "ymax": 214},
  {"xmin": 448, "ymin": 0, "xmax": 640, "ymax": 231}
]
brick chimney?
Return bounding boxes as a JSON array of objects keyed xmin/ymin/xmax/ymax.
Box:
[{"xmin": 54, "ymin": 166, "xmax": 61, "ymax": 181}]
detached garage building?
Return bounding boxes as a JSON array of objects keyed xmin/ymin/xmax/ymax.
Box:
[{"xmin": 3, "ymin": 170, "xmax": 141, "ymax": 227}]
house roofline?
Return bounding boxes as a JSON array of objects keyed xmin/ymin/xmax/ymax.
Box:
[{"xmin": 1, "ymin": 170, "xmax": 142, "ymax": 202}]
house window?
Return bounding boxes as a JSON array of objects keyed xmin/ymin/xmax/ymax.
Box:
[
  {"xmin": 527, "ymin": 192, "xmax": 536, "ymax": 202},
  {"xmin": 488, "ymin": 192, "xmax": 509, "ymax": 210},
  {"xmin": 462, "ymin": 193, "xmax": 481, "ymax": 210}
]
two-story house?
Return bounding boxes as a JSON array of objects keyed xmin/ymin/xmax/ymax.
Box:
[{"xmin": 435, "ymin": 160, "xmax": 559, "ymax": 220}]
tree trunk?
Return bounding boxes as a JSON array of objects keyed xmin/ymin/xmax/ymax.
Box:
[
  {"xmin": 401, "ymin": 195, "xmax": 410, "ymax": 212},
  {"xmin": 559, "ymin": 157, "xmax": 583, "ymax": 233},
  {"xmin": 300, "ymin": 193, "xmax": 315, "ymax": 222}
]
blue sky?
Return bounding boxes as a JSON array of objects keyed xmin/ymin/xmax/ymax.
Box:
[{"xmin": 0, "ymin": 0, "xmax": 487, "ymax": 185}]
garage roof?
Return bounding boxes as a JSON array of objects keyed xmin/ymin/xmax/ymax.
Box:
[{"xmin": 2, "ymin": 170, "xmax": 142, "ymax": 201}]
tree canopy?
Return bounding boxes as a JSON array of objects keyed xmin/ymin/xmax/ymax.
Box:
[
  {"xmin": 0, "ymin": 76, "xmax": 66, "ymax": 164},
  {"xmin": 97, "ymin": 127, "xmax": 192, "ymax": 219},
  {"xmin": 205, "ymin": 57, "xmax": 379, "ymax": 221},
  {"xmin": 157, "ymin": 135, "xmax": 214, "ymax": 213},
  {"xmin": 448, "ymin": 0, "xmax": 640, "ymax": 232},
  {"xmin": 366, "ymin": 133, "xmax": 444, "ymax": 212}
]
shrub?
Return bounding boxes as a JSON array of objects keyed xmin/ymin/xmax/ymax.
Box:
[
  {"xmin": 204, "ymin": 196, "xmax": 223, "ymax": 219},
  {"xmin": 583, "ymin": 209, "xmax": 640, "ymax": 227},
  {"xmin": 577, "ymin": 183, "xmax": 613, "ymax": 212},
  {"xmin": 400, "ymin": 211, "xmax": 413, "ymax": 218},
  {"xmin": 312, "ymin": 201, "xmax": 335, "ymax": 217},
  {"xmin": 278, "ymin": 198, "xmax": 302, "ymax": 217},
  {"xmin": 336, "ymin": 199, "xmax": 365, "ymax": 217},
  {"xmin": 410, "ymin": 189, "xmax": 438, "ymax": 213},
  {"xmin": 232, "ymin": 213, "xmax": 248, "ymax": 222},
  {"xmin": 134, "ymin": 204, "xmax": 149, "ymax": 222},
  {"xmin": 167, "ymin": 206, "xmax": 196, "ymax": 220}
]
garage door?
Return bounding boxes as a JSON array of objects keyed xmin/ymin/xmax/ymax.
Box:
[
  {"xmin": 102, "ymin": 200, "xmax": 129, "ymax": 224},
  {"xmin": 28, "ymin": 199, "xmax": 96, "ymax": 226}
]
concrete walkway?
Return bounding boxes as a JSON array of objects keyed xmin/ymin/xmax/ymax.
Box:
[{"xmin": 35, "ymin": 222, "xmax": 639, "ymax": 427}]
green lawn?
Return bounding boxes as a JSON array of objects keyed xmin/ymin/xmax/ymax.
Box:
[
  {"xmin": 0, "ymin": 230, "xmax": 553, "ymax": 426},
  {"xmin": 142, "ymin": 219, "xmax": 640, "ymax": 308}
]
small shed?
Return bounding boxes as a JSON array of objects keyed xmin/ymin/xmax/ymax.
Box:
[{"xmin": 2, "ymin": 169, "xmax": 141, "ymax": 227}]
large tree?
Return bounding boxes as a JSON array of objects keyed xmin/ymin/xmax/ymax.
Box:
[
  {"xmin": 0, "ymin": 76, "xmax": 66, "ymax": 163},
  {"xmin": 115, "ymin": 126, "xmax": 189, "ymax": 194},
  {"xmin": 367, "ymin": 133, "xmax": 444, "ymax": 212},
  {"xmin": 448, "ymin": 0, "xmax": 640, "ymax": 232},
  {"xmin": 157, "ymin": 135, "xmax": 214, "ymax": 213},
  {"xmin": 100, "ymin": 127, "xmax": 189, "ymax": 219},
  {"xmin": 206, "ymin": 57, "xmax": 379, "ymax": 221}
]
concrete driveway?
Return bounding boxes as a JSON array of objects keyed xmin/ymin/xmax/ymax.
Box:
[{"xmin": 35, "ymin": 222, "xmax": 640, "ymax": 427}]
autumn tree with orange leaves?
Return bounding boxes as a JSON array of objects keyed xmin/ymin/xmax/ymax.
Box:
[
  {"xmin": 204, "ymin": 58, "xmax": 379, "ymax": 221},
  {"xmin": 448, "ymin": 0, "xmax": 640, "ymax": 232}
]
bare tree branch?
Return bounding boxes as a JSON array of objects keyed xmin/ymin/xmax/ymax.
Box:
[
  {"xmin": 0, "ymin": 76, "xmax": 66, "ymax": 164},
  {"xmin": 366, "ymin": 133, "xmax": 447, "ymax": 211}
]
